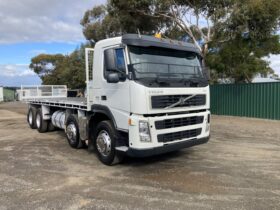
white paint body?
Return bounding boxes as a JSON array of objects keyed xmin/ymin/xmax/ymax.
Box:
[
  {"xmin": 24, "ymin": 35, "xmax": 210, "ymax": 154},
  {"xmin": 91, "ymin": 37, "xmax": 210, "ymax": 150}
]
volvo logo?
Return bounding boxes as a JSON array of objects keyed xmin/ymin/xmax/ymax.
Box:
[
  {"xmin": 164, "ymin": 94, "xmax": 197, "ymax": 109},
  {"xmin": 149, "ymin": 90, "xmax": 164, "ymax": 94},
  {"xmin": 179, "ymin": 97, "xmax": 185, "ymax": 105}
]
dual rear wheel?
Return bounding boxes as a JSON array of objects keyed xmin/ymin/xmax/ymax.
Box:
[
  {"xmin": 27, "ymin": 107, "xmax": 36, "ymax": 129},
  {"xmin": 35, "ymin": 108, "xmax": 48, "ymax": 133},
  {"xmin": 27, "ymin": 107, "xmax": 54, "ymax": 132}
]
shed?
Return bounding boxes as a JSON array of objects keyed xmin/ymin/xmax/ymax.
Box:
[{"xmin": 0, "ymin": 87, "xmax": 16, "ymax": 102}]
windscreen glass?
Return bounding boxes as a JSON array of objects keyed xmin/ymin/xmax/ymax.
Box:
[{"xmin": 128, "ymin": 46, "xmax": 207, "ymax": 87}]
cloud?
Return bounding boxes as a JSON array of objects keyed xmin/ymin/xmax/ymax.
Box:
[
  {"xmin": 0, "ymin": 75, "xmax": 41, "ymax": 87},
  {"xmin": 266, "ymin": 54, "xmax": 280, "ymax": 75},
  {"xmin": 0, "ymin": 64, "xmax": 35, "ymax": 77},
  {"xmin": 0, "ymin": 0, "xmax": 105, "ymax": 44},
  {"xmin": 28, "ymin": 49, "xmax": 47, "ymax": 56},
  {"xmin": 0, "ymin": 64, "xmax": 41, "ymax": 86}
]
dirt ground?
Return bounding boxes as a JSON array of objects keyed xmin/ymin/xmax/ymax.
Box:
[{"xmin": 0, "ymin": 102, "xmax": 279, "ymax": 210}]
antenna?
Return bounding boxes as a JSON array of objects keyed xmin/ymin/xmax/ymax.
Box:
[{"xmin": 137, "ymin": 29, "xmax": 142, "ymax": 38}]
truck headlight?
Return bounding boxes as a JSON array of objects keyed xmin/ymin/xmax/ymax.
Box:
[{"xmin": 139, "ymin": 121, "xmax": 151, "ymax": 142}]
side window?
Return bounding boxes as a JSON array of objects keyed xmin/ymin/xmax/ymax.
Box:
[
  {"xmin": 104, "ymin": 48, "xmax": 126, "ymax": 82},
  {"xmin": 115, "ymin": 48, "xmax": 125, "ymax": 70}
]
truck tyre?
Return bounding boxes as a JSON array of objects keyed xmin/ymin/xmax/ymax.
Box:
[
  {"xmin": 94, "ymin": 120, "xmax": 124, "ymax": 166},
  {"xmin": 35, "ymin": 108, "xmax": 48, "ymax": 133},
  {"xmin": 27, "ymin": 107, "xmax": 37, "ymax": 129},
  {"xmin": 65, "ymin": 115, "xmax": 84, "ymax": 149}
]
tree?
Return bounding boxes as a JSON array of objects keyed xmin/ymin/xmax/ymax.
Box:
[
  {"xmin": 207, "ymin": 35, "xmax": 280, "ymax": 83},
  {"xmin": 82, "ymin": 0, "xmax": 280, "ymax": 83},
  {"xmin": 80, "ymin": 5, "xmax": 123, "ymax": 44},
  {"xmin": 207, "ymin": 0, "xmax": 280, "ymax": 82},
  {"xmin": 30, "ymin": 45, "xmax": 87, "ymax": 89},
  {"xmin": 29, "ymin": 54, "xmax": 65, "ymax": 85},
  {"xmin": 58, "ymin": 46, "xmax": 87, "ymax": 89},
  {"xmin": 109, "ymin": 0, "xmax": 234, "ymax": 57},
  {"xmin": 31, "ymin": 0, "xmax": 280, "ymax": 84},
  {"xmin": 80, "ymin": 1, "xmax": 165, "ymax": 44}
]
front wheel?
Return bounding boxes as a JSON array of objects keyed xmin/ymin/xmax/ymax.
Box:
[{"xmin": 94, "ymin": 120, "xmax": 123, "ymax": 165}]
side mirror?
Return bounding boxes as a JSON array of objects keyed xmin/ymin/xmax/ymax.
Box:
[
  {"xmin": 107, "ymin": 73, "xmax": 120, "ymax": 83},
  {"xmin": 104, "ymin": 48, "xmax": 117, "ymax": 71}
]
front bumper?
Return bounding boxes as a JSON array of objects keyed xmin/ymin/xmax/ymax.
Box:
[
  {"xmin": 126, "ymin": 136, "xmax": 210, "ymax": 157},
  {"xmin": 129, "ymin": 110, "xmax": 210, "ymax": 150}
]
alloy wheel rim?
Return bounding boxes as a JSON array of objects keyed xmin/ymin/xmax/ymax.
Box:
[
  {"xmin": 96, "ymin": 130, "xmax": 111, "ymax": 157},
  {"xmin": 66, "ymin": 123, "xmax": 77, "ymax": 144}
]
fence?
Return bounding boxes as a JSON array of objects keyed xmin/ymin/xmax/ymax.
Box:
[
  {"xmin": 0, "ymin": 88, "xmax": 16, "ymax": 102},
  {"xmin": 210, "ymin": 82, "xmax": 280, "ymax": 120}
]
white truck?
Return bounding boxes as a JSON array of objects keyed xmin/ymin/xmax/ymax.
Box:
[{"xmin": 23, "ymin": 34, "xmax": 210, "ymax": 165}]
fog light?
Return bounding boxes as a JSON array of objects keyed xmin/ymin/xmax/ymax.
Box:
[{"xmin": 139, "ymin": 121, "xmax": 151, "ymax": 142}]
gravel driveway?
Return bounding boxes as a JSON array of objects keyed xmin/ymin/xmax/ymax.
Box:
[{"xmin": 0, "ymin": 102, "xmax": 279, "ymax": 210}]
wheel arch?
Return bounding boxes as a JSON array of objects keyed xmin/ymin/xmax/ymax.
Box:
[
  {"xmin": 91, "ymin": 105, "xmax": 117, "ymax": 129},
  {"xmin": 88, "ymin": 111, "xmax": 110, "ymax": 151},
  {"xmin": 88, "ymin": 105, "xmax": 128, "ymax": 152}
]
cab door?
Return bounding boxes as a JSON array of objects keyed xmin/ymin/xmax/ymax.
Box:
[{"xmin": 99, "ymin": 47, "xmax": 130, "ymax": 131}]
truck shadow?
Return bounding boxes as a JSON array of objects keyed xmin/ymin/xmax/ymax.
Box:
[
  {"xmin": 54, "ymin": 130, "xmax": 195, "ymax": 166},
  {"xmin": 121, "ymin": 149, "xmax": 194, "ymax": 166}
]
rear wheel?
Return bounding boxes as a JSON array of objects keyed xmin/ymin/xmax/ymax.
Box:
[
  {"xmin": 65, "ymin": 115, "xmax": 84, "ymax": 149},
  {"xmin": 94, "ymin": 120, "xmax": 123, "ymax": 165},
  {"xmin": 35, "ymin": 108, "xmax": 48, "ymax": 133},
  {"xmin": 27, "ymin": 107, "xmax": 37, "ymax": 129}
]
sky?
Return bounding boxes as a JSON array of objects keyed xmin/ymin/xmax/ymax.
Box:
[
  {"xmin": 0, "ymin": 0, "xmax": 279, "ymax": 87},
  {"xmin": 0, "ymin": 0, "xmax": 104, "ymax": 87}
]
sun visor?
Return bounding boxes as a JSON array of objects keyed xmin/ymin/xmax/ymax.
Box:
[{"xmin": 122, "ymin": 34, "xmax": 201, "ymax": 55}]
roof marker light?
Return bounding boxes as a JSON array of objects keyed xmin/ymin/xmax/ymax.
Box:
[{"xmin": 155, "ymin": 33, "xmax": 161, "ymax": 39}]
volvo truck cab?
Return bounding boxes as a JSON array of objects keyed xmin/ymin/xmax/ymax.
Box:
[{"xmin": 90, "ymin": 34, "xmax": 210, "ymax": 159}]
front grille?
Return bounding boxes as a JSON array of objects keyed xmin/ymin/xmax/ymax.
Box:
[
  {"xmin": 155, "ymin": 116, "xmax": 204, "ymax": 130},
  {"xmin": 157, "ymin": 128, "xmax": 202, "ymax": 143},
  {"xmin": 151, "ymin": 94, "xmax": 206, "ymax": 109}
]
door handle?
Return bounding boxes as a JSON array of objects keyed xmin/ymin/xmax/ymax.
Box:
[{"xmin": 101, "ymin": 96, "xmax": 107, "ymax": 100}]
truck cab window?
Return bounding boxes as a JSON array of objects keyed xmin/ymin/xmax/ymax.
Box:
[
  {"xmin": 104, "ymin": 48, "xmax": 126, "ymax": 82},
  {"xmin": 115, "ymin": 49, "xmax": 125, "ymax": 70}
]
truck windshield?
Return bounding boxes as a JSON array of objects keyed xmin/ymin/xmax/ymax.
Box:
[{"xmin": 128, "ymin": 46, "xmax": 208, "ymax": 87}]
